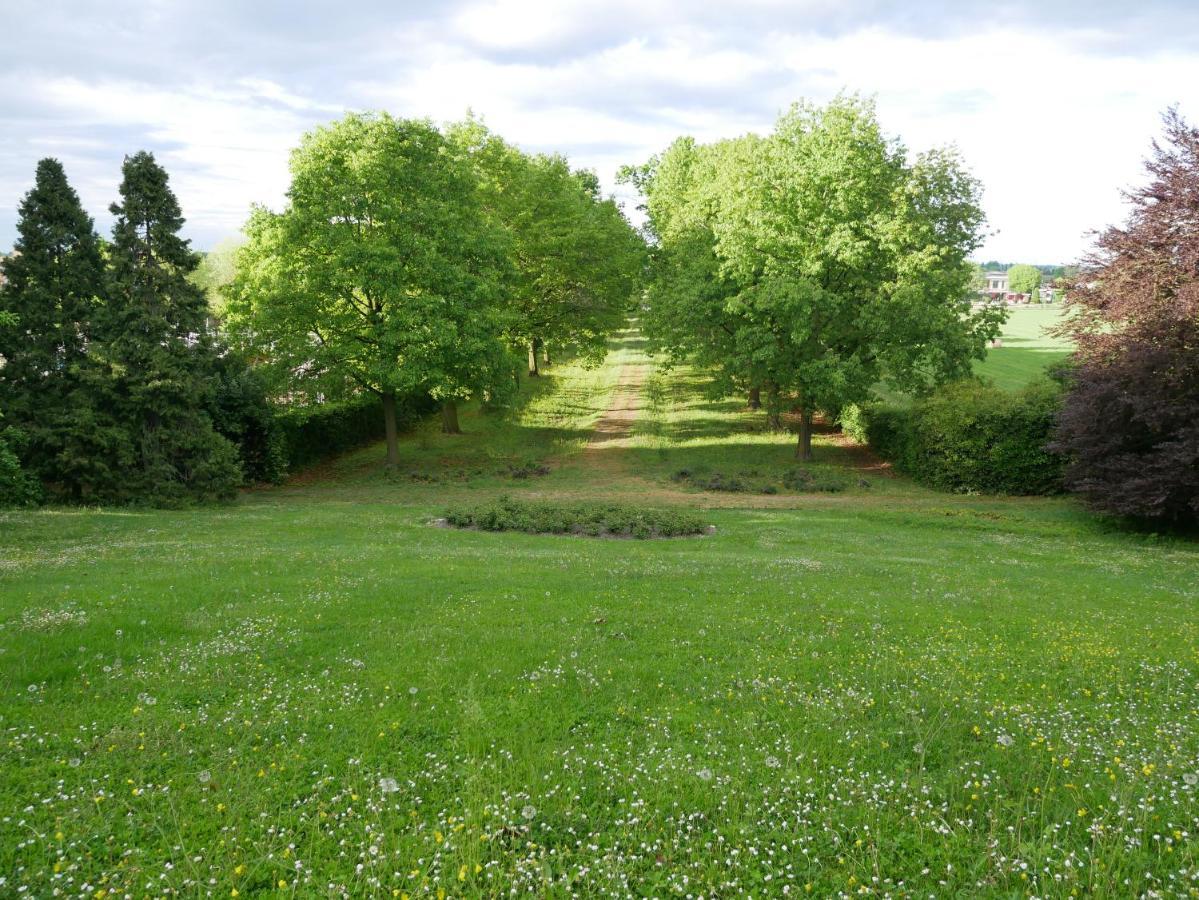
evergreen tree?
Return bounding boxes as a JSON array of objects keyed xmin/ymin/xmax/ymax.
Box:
[
  {"xmin": 91, "ymin": 151, "xmax": 241, "ymax": 504},
  {"xmin": 0, "ymin": 158, "xmax": 108, "ymax": 496}
]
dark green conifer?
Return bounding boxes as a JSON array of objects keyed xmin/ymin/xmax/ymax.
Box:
[
  {"xmin": 93, "ymin": 151, "xmax": 241, "ymax": 503},
  {"xmin": 0, "ymin": 158, "xmax": 108, "ymax": 495}
]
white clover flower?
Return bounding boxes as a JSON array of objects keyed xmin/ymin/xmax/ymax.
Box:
[{"xmin": 379, "ymin": 777, "xmax": 399, "ymax": 794}]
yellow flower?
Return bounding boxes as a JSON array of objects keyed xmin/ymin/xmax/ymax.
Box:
[
  {"xmin": 278, "ymin": 880, "xmax": 287, "ymax": 889},
  {"xmin": 458, "ymin": 864, "xmax": 467, "ymax": 881}
]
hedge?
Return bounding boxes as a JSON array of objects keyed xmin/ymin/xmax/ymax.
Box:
[
  {"xmin": 842, "ymin": 380, "xmax": 1064, "ymax": 495},
  {"xmin": 0, "ymin": 430, "xmax": 42, "ymax": 507},
  {"xmin": 275, "ymin": 393, "xmax": 435, "ymax": 470}
]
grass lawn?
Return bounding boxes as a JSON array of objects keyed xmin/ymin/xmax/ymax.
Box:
[
  {"xmin": 974, "ymin": 305, "xmax": 1073, "ymax": 391},
  {"xmin": 2, "ymin": 329, "xmax": 1197, "ymax": 898}
]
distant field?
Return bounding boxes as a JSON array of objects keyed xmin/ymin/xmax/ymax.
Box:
[
  {"xmin": 974, "ymin": 305, "xmax": 1073, "ymax": 391},
  {"xmin": 2, "ymin": 328, "xmax": 1196, "ymax": 898}
]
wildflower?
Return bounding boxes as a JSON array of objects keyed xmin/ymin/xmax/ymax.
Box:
[
  {"xmin": 522, "ymin": 804, "xmax": 536, "ymax": 819},
  {"xmin": 69, "ymin": 758, "xmax": 81, "ymax": 768},
  {"xmin": 409, "ymin": 686, "xmax": 418, "ymax": 695},
  {"xmin": 697, "ymin": 768, "xmax": 714, "ymax": 781},
  {"xmin": 1183, "ymin": 773, "xmax": 1197, "ymax": 786},
  {"xmin": 198, "ymin": 770, "xmax": 212, "ymax": 784},
  {"xmin": 765, "ymin": 755, "xmax": 781, "ymax": 769},
  {"xmin": 379, "ymin": 776, "xmax": 400, "ymax": 794},
  {"xmin": 997, "ymin": 734, "xmax": 1014, "ymax": 747}
]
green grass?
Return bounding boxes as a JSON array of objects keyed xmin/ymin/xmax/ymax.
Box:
[
  {"xmin": 2, "ymin": 327, "xmax": 1197, "ymax": 898},
  {"xmin": 974, "ymin": 305, "xmax": 1073, "ymax": 391}
]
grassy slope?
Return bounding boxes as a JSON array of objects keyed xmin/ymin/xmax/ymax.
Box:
[{"xmin": 2, "ymin": 330, "xmax": 1197, "ymax": 898}]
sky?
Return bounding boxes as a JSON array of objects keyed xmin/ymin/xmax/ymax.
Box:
[{"xmin": 2, "ymin": 1, "xmax": 1198, "ymax": 264}]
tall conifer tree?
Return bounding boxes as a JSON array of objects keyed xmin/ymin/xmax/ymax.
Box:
[
  {"xmin": 92, "ymin": 151, "xmax": 241, "ymax": 503},
  {"xmin": 0, "ymin": 158, "xmax": 108, "ymax": 494}
]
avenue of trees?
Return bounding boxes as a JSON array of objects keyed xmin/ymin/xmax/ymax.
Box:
[
  {"xmin": 622, "ymin": 96, "xmax": 1006, "ymax": 459},
  {"xmin": 0, "ymin": 113, "xmax": 645, "ymax": 498}
]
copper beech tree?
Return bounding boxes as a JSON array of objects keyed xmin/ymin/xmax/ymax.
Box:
[{"xmin": 1052, "ymin": 109, "xmax": 1199, "ymax": 526}]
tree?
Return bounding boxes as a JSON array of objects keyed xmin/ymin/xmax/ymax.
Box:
[
  {"xmin": 1006, "ymin": 263, "xmax": 1042, "ymax": 296},
  {"xmin": 227, "ymin": 113, "xmax": 516, "ymax": 464},
  {"xmin": 448, "ymin": 118, "xmax": 644, "ymax": 376},
  {"xmin": 0, "ymin": 158, "xmax": 108, "ymax": 495},
  {"xmin": 1051, "ymin": 109, "xmax": 1199, "ymax": 526},
  {"xmin": 89, "ymin": 151, "xmax": 242, "ymax": 504},
  {"xmin": 627, "ymin": 97, "xmax": 1004, "ymax": 459},
  {"xmin": 190, "ymin": 234, "xmax": 246, "ymax": 319}
]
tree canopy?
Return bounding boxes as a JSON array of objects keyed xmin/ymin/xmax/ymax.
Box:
[
  {"xmin": 624, "ymin": 96, "xmax": 1004, "ymax": 458},
  {"xmin": 1006, "ymin": 263, "xmax": 1042, "ymax": 295},
  {"xmin": 1052, "ymin": 108, "xmax": 1199, "ymax": 526},
  {"xmin": 448, "ymin": 117, "xmax": 644, "ymax": 375},
  {"xmin": 227, "ymin": 113, "xmax": 518, "ymax": 463}
]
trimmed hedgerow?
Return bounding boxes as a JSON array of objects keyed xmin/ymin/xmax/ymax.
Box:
[
  {"xmin": 843, "ymin": 380, "xmax": 1064, "ymax": 495},
  {"xmin": 443, "ymin": 496, "xmax": 709, "ymax": 539},
  {"xmin": 276, "ymin": 393, "xmax": 435, "ymax": 470}
]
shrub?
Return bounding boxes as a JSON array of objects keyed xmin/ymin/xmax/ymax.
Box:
[
  {"xmin": 443, "ymin": 497, "xmax": 709, "ymax": 539},
  {"xmin": 1052, "ymin": 327, "xmax": 1199, "ymax": 527},
  {"xmin": 276, "ymin": 393, "xmax": 435, "ymax": 470},
  {"xmin": 852, "ymin": 381, "xmax": 1064, "ymax": 495},
  {"xmin": 0, "ymin": 430, "xmax": 41, "ymax": 507},
  {"xmin": 209, "ymin": 355, "xmax": 288, "ymax": 485}
]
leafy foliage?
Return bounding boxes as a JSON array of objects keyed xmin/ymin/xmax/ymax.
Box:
[
  {"xmin": 1005, "ymin": 263, "xmax": 1042, "ymax": 295},
  {"xmin": 228, "ymin": 113, "xmax": 518, "ymax": 461},
  {"xmin": 851, "ymin": 380, "xmax": 1064, "ymax": 495},
  {"xmin": 625, "ymin": 97, "xmax": 1005, "ymax": 459},
  {"xmin": 0, "ymin": 427, "xmax": 41, "ymax": 507},
  {"xmin": 275, "ymin": 393, "xmax": 435, "ymax": 470},
  {"xmin": 443, "ymin": 496, "xmax": 709, "ymax": 538},
  {"xmin": 449, "ymin": 118, "xmax": 645, "ymax": 374},
  {"xmin": 1053, "ymin": 109, "xmax": 1199, "ymax": 527}
]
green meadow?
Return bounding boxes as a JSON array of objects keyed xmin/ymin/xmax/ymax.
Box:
[{"xmin": 2, "ymin": 329, "xmax": 1197, "ymax": 898}]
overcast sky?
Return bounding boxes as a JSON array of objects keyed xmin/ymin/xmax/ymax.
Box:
[{"xmin": 3, "ymin": 1, "xmax": 1197, "ymax": 263}]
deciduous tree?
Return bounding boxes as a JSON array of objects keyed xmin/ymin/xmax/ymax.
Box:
[
  {"xmin": 228, "ymin": 113, "xmax": 516, "ymax": 464},
  {"xmin": 1052, "ymin": 109, "xmax": 1199, "ymax": 526},
  {"xmin": 449, "ymin": 118, "xmax": 644, "ymax": 376},
  {"xmin": 1006, "ymin": 263, "xmax": 1042, "ymax": 296},
  {"xmin": 627, "ymin": 97, "xmax": 1003, "ymax": 459}
]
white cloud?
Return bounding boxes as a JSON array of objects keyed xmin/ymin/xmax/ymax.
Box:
[{"xmin": 1, "ymin": 3, "xmax": 1194, "ymax": 262}]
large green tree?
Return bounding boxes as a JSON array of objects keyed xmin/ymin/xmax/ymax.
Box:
[
  {"xmin": 1006, "ymin": 263, "xmax": 1042, "ymax": 296},
  {"xmin": 626, "ymin": 97, "xmax": 1004, "ymax": 459},
  {"xmin": 0, "ymin": 158, "xmax": 109, "ymax": 494},
  {"xmin": 449, "ymin": 119, "xmax": 644, "ymax": 376},
  {"xmin": 228, "ymin": 113, "xmax": 516, "ymax": 464},
  {"xmin": 89, "ymin": 151, "xmax": 242, "ymax": 503}
]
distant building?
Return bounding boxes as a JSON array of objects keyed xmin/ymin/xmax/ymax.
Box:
[{"xmin": 984, "ymin": 271, "xmax": 1008, "ymax": 294}]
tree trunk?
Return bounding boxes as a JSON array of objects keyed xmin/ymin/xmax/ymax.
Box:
[
  {"xmin": 795, "ymin": 410, "xmax": 813, "ymax": 461},
  {"xmin": 441, "ymin": 400, "xmax": 461, "ymax": 434},
  {"xmin": 766, "ymin": 385, "xmax": 782, "ymax": 430},
  {"xmin": 748, "ymin": 387, "xmax": 761, "ymax": 409},
  {"xmin": 542, "ymin": 343, "xmax": 551, "ymax": 367},
  {"xmin": 528, "ymin": 338, "xmax": 540, "ymax": 377},
  {"xmin": 382, "ymin": 391, "xmax": 400, "ymax": 466}
]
